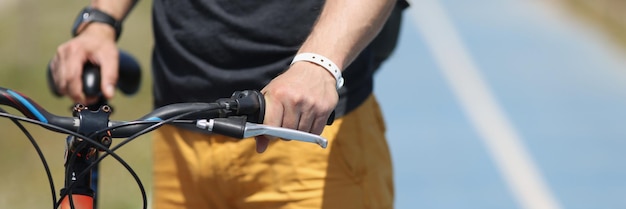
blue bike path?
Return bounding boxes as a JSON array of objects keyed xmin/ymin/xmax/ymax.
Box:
[{"xmin": 375, "ymin": 0, "xmax": 626, "ymax": 208}]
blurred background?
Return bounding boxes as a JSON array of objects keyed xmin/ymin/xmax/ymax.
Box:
[
  {"xmin": 1, "ymin": 0, "xmax": 625, "ymax": 208},
  {"xmin": 0, "ymin": 1, "xmax": 154, "ymax": 208}
]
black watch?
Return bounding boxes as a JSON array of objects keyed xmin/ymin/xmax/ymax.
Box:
[{"xmin": 71, "ymin": 7, "xmax": 122, "ymax": 41}]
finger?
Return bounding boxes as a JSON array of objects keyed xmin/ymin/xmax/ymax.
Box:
[
  {"xmin": 310, "ymin": 112, "xmax": 331, "ymax": 135},
  {"xmin": 67, "ymin": 72, "xmax": 85, "ymax": 104},
  {"xmin": 255, "ymin": 91, "xmax": 286, "ymax": 150},
  {"xmin": 61, "ymin": 47, "xmax": 87, "ymax": 103},
  {"xmin": 254, "ymin": 136, "xmax": 270, "ymax": 153},
  {"xmin": 50, "ymin": 54, "xmax": 67, "ymax": 95},
  {"xmin": 297, "ymin": 108, "xmax": 315, "ymax": 133},
  {"xmin": 281, "ymin": 103, "xmax": 302, "ymax": 130},
  {"xmin": 98, "ymin": 50, "xmax": 119, "ymax": 100}
]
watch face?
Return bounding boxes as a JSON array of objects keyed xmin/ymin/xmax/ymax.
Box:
[{"xmin": 82, "ymin": 12, "xmax": 91, "ymax": 21}]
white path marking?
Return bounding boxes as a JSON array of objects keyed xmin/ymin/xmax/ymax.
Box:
[{"xmin": 407, "ymin": 1, "xmax": 562, "ymax": 208}]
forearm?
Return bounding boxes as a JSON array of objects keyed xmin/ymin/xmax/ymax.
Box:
[
  {"xmin": 297, "ymin": 0, "xmax": 396, "ymax": 70},
  {"xmin": 90, "ymin": 0, "xmax": 138, "ymax": 21}
]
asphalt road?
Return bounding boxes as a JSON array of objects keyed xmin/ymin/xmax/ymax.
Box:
[{"xmin": 375, "ymin": 0, "xmax": 626, "ymax": 208}]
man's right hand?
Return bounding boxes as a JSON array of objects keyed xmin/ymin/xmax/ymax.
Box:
[{"xmin": 50, "ymin": 23, "xmax": 119, "ymax": 104}]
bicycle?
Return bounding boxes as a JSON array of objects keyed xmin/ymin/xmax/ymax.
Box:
[{"xmin": 0, "ymin": 52, "xmax": 328, "ymax": 209}]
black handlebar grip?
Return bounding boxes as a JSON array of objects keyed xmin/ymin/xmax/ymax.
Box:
[
  {"xmin": 229, "ymin": 90, "xmax": 266, "ymax": 124},
  {"xmin": 82, "ymin": 63, "xmax": 101, "ymax": 97},
  {"xmin": 231, "ymin": 90, "xmax": 335, "ymax": 125},
  {"xmin": 46, "ymin": 50, "xmax": 141, "ymax": 97},
  {"xmin": 117, "ymin": 50, "xmax": 142, "ymax": 95}
]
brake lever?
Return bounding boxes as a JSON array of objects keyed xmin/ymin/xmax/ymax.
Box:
[
  {"xmin": 196, "ymin": 119, "xmax": 328, "ymax": 148},
  {"xmin": 243, "ymin": 122, "xmax": 328, "ymax": 148}
]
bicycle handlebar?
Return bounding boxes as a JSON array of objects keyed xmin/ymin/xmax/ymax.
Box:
[
  {"xmin": 0, "ymin": 87, "xmax": 328, "ymax": 148},
  {"xmin": 6, "ymin": 43, "xmax": 332, "ymax": 209},
  {"xmin": 39, "ymin": 50, "xmax": 332, "ymax": 147}
]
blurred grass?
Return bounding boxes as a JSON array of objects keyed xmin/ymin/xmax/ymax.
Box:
[
  {"xmin": 1, "ymin": 0, "xmax": 154, "ymax": 208},
  {"xmin": 562, "ymin": 0, "xmax": 626, "ymax": 50}
]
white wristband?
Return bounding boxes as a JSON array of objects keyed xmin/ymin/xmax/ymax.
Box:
[{"xmin": 291, "ymin": 53, "xmax": 344, "ymax": 90}]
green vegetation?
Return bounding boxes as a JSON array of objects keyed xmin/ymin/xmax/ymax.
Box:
[
  {"xmin": 0, "ymin": 1, "xmax": 154, "ymax": 208},
  {"xmin": 563, "ymin": 0, "xmax": 626, "ymax": 50}
]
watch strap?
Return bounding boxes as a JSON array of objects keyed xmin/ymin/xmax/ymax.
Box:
[
  {"xmin": 72, "ymin": 7, "xmax": 122, "ymax": 41},
  {"xmin": 291, "ymin": 53, "xmax": 344, "ymax": 90}
]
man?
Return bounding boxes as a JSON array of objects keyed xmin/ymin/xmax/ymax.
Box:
[{"xmin": 51, "ymin": 0, "xmax": 408, "ymax": 208}]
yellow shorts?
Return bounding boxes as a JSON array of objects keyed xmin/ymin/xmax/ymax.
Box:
[{"xmin": 152, "ymin": 95, "xmax": 394, "ymax": 209}]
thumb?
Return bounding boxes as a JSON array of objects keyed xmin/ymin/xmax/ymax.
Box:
[
  {"xmin": 99, "ymin": 50, "xmax": 119, "ymax": 99},
  {"xmin": 254, "ymin": 136, "xmax": 270, "ymax": 153}
]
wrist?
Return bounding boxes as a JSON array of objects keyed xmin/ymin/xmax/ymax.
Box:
[
  {"xmin": 76, "ymin": 23, "xmax": 117, "ymax": 41},
  {"xmin": 290, "ymin": 61, "xmax": 338, "ymax": 89}
]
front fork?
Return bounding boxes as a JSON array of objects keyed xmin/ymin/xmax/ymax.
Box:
[{"xmin": 59, "ymin": 135, "xmax": 97, "ymax": 209}]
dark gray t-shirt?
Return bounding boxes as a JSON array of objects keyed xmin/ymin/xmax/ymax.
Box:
[{"xmin": 151, "ymin": 0, "xmax": 400, "ymax": 117}]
